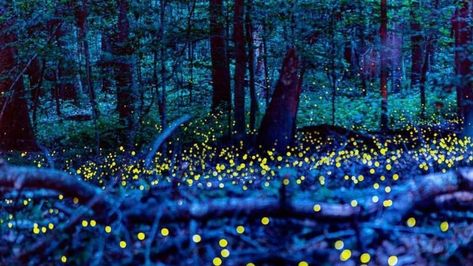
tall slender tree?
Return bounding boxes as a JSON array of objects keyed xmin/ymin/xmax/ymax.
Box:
[
  {"xmin": 246, "ymin": 0, "xmax": 258, "ymax": 131},
  {"xmin": 453, "ymin": 0, "xmax": 473, "ymax": 136},
  {"xmin": 112, "ymin": 0, "xmax": 137, "ymax": 144},
  {"xmin": 410, "ymin": 0, "xmax": 423, "ymax": 90},
  {"xmin": 379, "ymin": 0, "xmax": 389, "ymax": 131},
  {"xmin": 210, "ymin": 0, "xmax": 231, "ymax": 113},
  {"xmin": 233, "ymin": 0, "xmax": 246, "ymax": 136}
]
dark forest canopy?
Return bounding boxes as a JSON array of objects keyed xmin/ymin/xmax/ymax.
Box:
[
  {"xmin": 0, "ymin": 0, "xmax": 471, "ymax": 151},
  {"xmin": 0, "ymin": 0, "xmax": 473, "ymax": 265}
]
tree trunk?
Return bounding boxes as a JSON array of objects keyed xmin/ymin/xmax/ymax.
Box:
[
  {"xmin": 246, "ymin": 0, "xmax": 258, "ymax": 131},
  {"xmin": 262, "ymin": 19, "xmax": 271, "ymax": 105},
  {"xmin": 410, "ymin": 1, "xmax": 423, "ymax": 90},
  {"xmin": 257, "ymin": 48, "xmax": 301, "ymax": 152},
  {"xmin": 233, "ymin": 0, "xmax": 246, "ymax": 136},
  {"xmin": 419, "ymin": 38, "xmax": 432, "ymax": 119},
  {"xmin": 380, "ymin": 0, "xmax": 389, "ymax": 131},
  {"xmin": 27, "ymin": 58, "xmax": 44, "ymax": 132},
  {"xmin": 0, "ymin": 6, "xmax": 38, "ymax": 151},
  {"xmin": 453, "ymin": 0, "xmax": 473, "ymax": 137},
  {"xmin": 112, "ymin": 0, "xmax": 137, "ymax": 145},
  {"xmin": 210, "ymin": 0, "xmax": 231, "ymax": 114},
  {"xmin": 75, "ymin": 0, "xmax": 100, "ymax": 151}
]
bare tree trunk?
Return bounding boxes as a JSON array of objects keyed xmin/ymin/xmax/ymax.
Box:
[
  {"xmin": 0, "ymin": 5, "xmax": 38, "ymax": 151},
  {"xmin": 233, "ymin": 0, "xmax": 246, "ymax": 136},
  {"xmin": 257, "ymin": 48, "xmax": 301, "ymax": 152},
  {"xmin": 410, "ymin": 1, "xmax": 423, "ymax": 90},
  {"xmin": 210, "ymin": 0, "xmax": 231, "ymax": 114},
  {"xmin": 380, "ymin": 0, "xmax": 389, "ymax": 131},
  {"xmin": 75, "ymin": 0, "xmax": 100, "ymax": 152},
  {"xmin": 246, "ymin": 0, "xmax": 258, "ymax": 131},
  {"xmin": 453, "ymin": 0, "xmax": 473, "ymax": 137},
  {"xmin": 112, "ymin": 0, "xmax": 137, "ymax": 145}
]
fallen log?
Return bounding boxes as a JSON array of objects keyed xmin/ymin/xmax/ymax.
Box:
[
  {"xmin": 125, "ymin": 197, "xmax": 360, "ymax": 224},
  {"xmin": 0, "ymin": 162, "xmax": 112, "ymax": 215}
]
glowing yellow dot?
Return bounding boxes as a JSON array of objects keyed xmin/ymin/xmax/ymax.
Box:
[
  {"xmin": 81, "ymin": 220, "xmax": 88, "ymax": 227},
  {"xmin": 350, "ymin": 200, "xmax": 358, "ymax": 207},
  {"xmin": 440, "ymin": 221, "xmax": 449, "ymax": 232},
  {"xmin": 360, "ymin": 253, "xmax": 371, "ymax": 263},
  {"xmin": 161, "ymin": 227, "xmax": 170, "ymax": 236},
  {"xmin": 406, "ymin": 217, "xmax": 416, "ymax": 227},
  {"xmin": 58, "ymin": 194, "xmax": 64, "ymax": 200},
  {"xmin": 388, "ymin": 255, "xmax": 398, "ymax": 266},
  {"xmin": 313, "ymin": 204, "xmax": 321, "ymax": 212},
  {"xmin": 90, "ymin": 220, "xmax": 96, "ymax": 227},
  {"xmin": 386, "ymin": 164, "xmax": 392, "ymax": 170},
  {"xmin": 213, "ymin": 257, "xmax": 222, "ymax": 266},
  {"xmin": 340, "ymin": 249, "xmax": 352, "ymax": 261},
  {"xmin": 60, "ymin": 256, "xmax": 67, "ymax": 263},
  {"xmin": 221, "ymin": 249, "xmax": 230, "ymax": 257},
  {"xmin": 334, "ymin": 240, "xmax": 344, "ymax": 250},
  {"xmin": 48, "ymin": 223, "xmax": 54, "ymax": 230},
  {"xmin": 236, "ymin": 225, "xmax": 245, "ymax": 234},
  {"xmin": 298, "ymin": 261, "xmax": 309, "ymax": 266},
  {"xmin": 283, "ymin": 178, "xmax": 290, "ymax": 185},
  {"xmin": 119, "ymin": 241, "xmax": 127, "ymax": 248},
  {"xmin": 383, "ymin": 200, "xmax": 393, "ymax": 207},
  {"xmin": 192, "ymin": 234, "xmax": 201, "ymax": 243},
  {"xmin": 261, "ymin": 217, "xmax": 270, "ymax": 225},
  {"xmin": 137, "ymin": 232, "xmax": 146, "ymax": 241},
  {"xmin": 369, "ymin": 169, "xmax": 375, "ymax": 174},
  {"xmin": 219, "ymin": 239, "xmax": 228, "ymax": 248},
  {"xmin": 33, "ymin": 227, "xmax": 40, "ymax": 234},
  {"xmin": 105, "ymin": 226, "xmax": 112, "ymax": 233},
  {"xmin": 246, "ymin": 263, "xmax": 255, "ymax": 266},
  {"xmin": 392, "ymin": 174, "xmax": 399, "ymax": 180}
]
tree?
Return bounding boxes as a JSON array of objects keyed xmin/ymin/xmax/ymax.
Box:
[
  {"xmin": 112, "ymin": 0, "xmax": 137, "ymax": 144},
  {"xmin": 246, "ymin": 0, "xmax": 258, "ymax": 131},
  {"xmin": 210, "ymin": 0, "xmax": 231, "ymax": 113},
  {"xmin": 233, "ymin": 0, "xmax": 246, "ymax": 136},
  {"xmin": 74, "ymin": 0, "xmax": 100, "ymax": 150},
  {"xmin": 453, "ymin": 0, "xmax": 473, "ymax": 136},
  {"xmin": 379, "ymin": 0, "xmax": 389, "ymax": 131},
  {"xmin": 410, "ymin": 0, "xmax": 423, "ymax": 90},
  {"xmin": 0, "ymin": 4, "xmax": 37, "ymax": 151},
  {"xmin": 257, "ymin": 48, "xmax": 302, "ymax": 152}
]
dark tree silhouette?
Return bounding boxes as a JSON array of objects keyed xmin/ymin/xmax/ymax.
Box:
[
  {"xmin": 380, "ymin": 0, "xmax": 389, "ymax": 130},
  {"xmin": 258, "ymin": 48, "xmax": 302, "ymax": 152},
  {"xmin": 210, "ymin": 0, "xmax": 231, "ymax": 113},
  {"xmin": 0, "ymin": 5, "xmax": 37, "ymax": 151},
  {"xmin": 233, "ymin": 0, "xmax": 246, "ymax": 136}
]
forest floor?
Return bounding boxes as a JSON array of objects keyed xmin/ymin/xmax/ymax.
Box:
[{"xmin": 1, "ymin": 118, "xmax": 473, "ymax": 265}]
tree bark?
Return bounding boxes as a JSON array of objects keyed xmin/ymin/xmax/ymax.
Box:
[
  {"xmin": 453, "ymin": 0, "xmax": 473, "ymax": 137},
  {"xmin": 112, "ymin": 0, "xmax": 137, "ymax": 144},
  {"xmin": 257, "ymin": 48, "xmax": 301, "ymax": 152},
  {"xmin": 410, "ymin": 1, "xmax": 423, "ymax": 90},
  {"xmin": 246, "ymin": 0, "xmax": 258, "ymax": 131},
  {"xmin": 0, "ymin": 6, "xmax": 38, "ymax": 151},
  {"xmin": 233, "ymin": 0, "xmax": 246, "ymax": 136},
  {"xmin": 379, "ymin": 0, "xmax": 389, "ymax": 131},
  {"xmin": 210, "ymin": 0, "xmax": 231, "ymax": 113}
]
